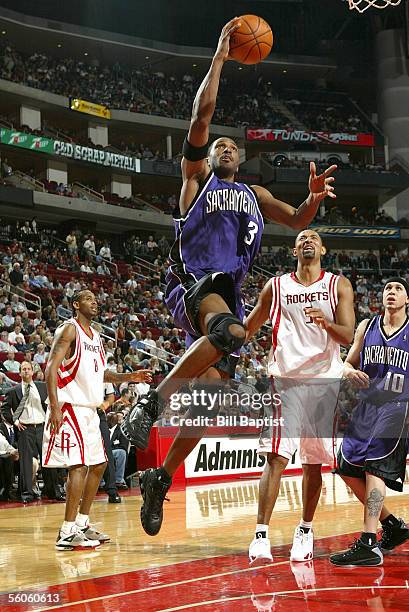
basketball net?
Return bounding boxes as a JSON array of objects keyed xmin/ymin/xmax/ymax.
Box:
[{"xmin": 348, "ymin": 0, "xmax": 401, "ymax": 12}]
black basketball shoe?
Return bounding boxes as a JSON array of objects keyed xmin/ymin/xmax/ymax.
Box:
[
  {"xmin": 121, "ymin": 390, "xmax": 160, "ymax": 450},
  {"xmin": 330, "ymin": 539, "xmax": 383, "ymax": 567},
  {"xmin": 139, "ymin": 468, "xmax": 171, "ymax": 536},
  {"xmin": 379, "ymin": 518, "xmax": 409, "ymax": 552}
]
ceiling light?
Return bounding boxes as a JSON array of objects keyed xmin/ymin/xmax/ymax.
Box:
[
  {"xmin": 238, "ymin": 66, "xmax": 243, "ymax": 70},
  {"xmin": 192, "ymin": 64, "xmax": 197, "ymax": 68},
  {"xmin": 84, "ymin": 52, "xmax": 88, "ymax": 57},
  {"xmin": 1, "ymin": 30, "xmax": 6, "ymax": 35},
  {"xmin": 282, "ymin": 69, "xmax": 287, "ymax": 74},
  {"xmin": 57, "ymin": 43, "xmax": 62, "ymax": 48},
  {"xmin": 145, "ymin": 55, "xmax": 150, "ymax": 59}
]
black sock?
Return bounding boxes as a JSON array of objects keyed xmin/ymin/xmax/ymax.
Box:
[
  {"xmin": 157, "ymin": 466, "xmax": 172, "ymax": 483},
  {"xmin": 299, "ymin": 526, "xmax": 311, "ymax": 534},
  {"xmin": 361, "ymin": 532, "xmax": 377, "ymax": 547},
  {"xmin": 380, "ymin": 514, "xmax": 400, "ymax": 528}
]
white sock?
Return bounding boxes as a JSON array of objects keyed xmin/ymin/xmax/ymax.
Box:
[
  {"xmin": 61, "ymin": 520, "xmax": 76, "ymax": 534},
  {"xmin": 75, "ymin": 513, "xmax": 89, "ymax": 528},
  {"xmin": 255, "ymin": 523, "xmax": 269, "ymax": 539},
  {"xmin": 300, "ymin": 520, "xmax": 313, "ymax": 531}
]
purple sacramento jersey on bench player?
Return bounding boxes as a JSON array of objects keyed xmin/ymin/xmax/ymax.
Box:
[
  {"xmin": 341, "ymin": 315, "xmax": 409, "ymax": 475},
  {"xmin": 165, "ymin": 172, "xmax": 264, "ymax": 345}
]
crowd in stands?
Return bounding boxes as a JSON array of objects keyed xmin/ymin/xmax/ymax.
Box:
[
  {"xmin": 0, "ymin": 43, "xmax": 372, "ymax": 132},
  {"xmin": 313, "ymin": 205, "xmax": 398, "ymax": 227},
  {"xmin": 0, "ymin": 218, "xmax": 407, "ymax": 503},
  {"xmin": 264, "ymin": 154, "xmax": 391, "ymax": 175}
]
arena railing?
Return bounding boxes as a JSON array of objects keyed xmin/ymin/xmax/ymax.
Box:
[
  {"xmin": 136, "ymin": 343, "xmax": 176, "ymax": 368},
  {"xmin": 50, "ymin": 235, "xmax": 119, "ymax": 277},
  {"xmin": 72, "ymin": 182, "xmax": 105, "ymax": 203},
  {"xmin": 0, "ymin": 278, "xmax": 42, "ymax": 311}
]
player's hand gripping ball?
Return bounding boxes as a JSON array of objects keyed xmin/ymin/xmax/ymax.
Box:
[{"xmin": 229, "ymin": 15, "xmax": 273, "ymax": 65}]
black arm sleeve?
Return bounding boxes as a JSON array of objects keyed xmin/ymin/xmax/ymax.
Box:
[{"xmin": 182, "ymin": 137, "xmax": 209, "ymax": 162}]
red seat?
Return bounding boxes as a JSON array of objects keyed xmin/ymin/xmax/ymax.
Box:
[{"xmin": 5, "ymin": 372, "xmax": 21, "ymax": 382}]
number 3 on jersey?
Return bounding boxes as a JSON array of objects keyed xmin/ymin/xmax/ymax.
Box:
[{"xmin": 245, "ymin": 221, "xmax": 259, "ymax": 245}]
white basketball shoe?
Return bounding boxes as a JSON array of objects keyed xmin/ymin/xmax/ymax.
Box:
[
  {"xmin": 290, "ymin": 526, "xmax": 314, "ymax": 562},
  {"xmin": 249, "ymin": 536, "xmax": 273, "ymax": 566}
]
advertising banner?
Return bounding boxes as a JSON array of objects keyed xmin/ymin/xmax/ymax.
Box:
[
  {"xmin": 246, "ymin": 128, "xmax": 375, "ymax": 147},
  {"xmin": 0, "ymin": 128, "xmax": 53, "ymax": 153},
  {"xmin": 311, "ymin": 225, "xmax": 400, "ymax": 239},
  {"xmin": 0, "ymin": 128, "xmax": 140, "ymax": 173},
  {"xmin": 69, "ymin": 97, "xmax": 111, "ymax": 119}
]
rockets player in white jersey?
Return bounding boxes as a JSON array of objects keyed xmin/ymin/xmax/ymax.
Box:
[
  {"xmin": 246, "ymin": 230, "xmax": 355, "ymax": 565},
  {"xmin": 43, "ymin": 289, "xmax": 152, "ymax": 550}
]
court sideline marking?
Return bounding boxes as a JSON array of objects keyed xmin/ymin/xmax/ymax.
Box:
[
  {"xmin": 159, "ymin": 585, "xmax": 409, "ymax": 611},
  {"xmin": 34, "ymin": 559, "xmax": 291, "ymax": 611},
  {"xmin": 31, "ymin": 529, "xmax": 409, "ymax": 611}
]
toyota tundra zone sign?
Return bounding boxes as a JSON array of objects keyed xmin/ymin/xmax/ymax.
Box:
[{"xmin": 246, "ymin": 128, "xmax": 375, "ymax": 147}]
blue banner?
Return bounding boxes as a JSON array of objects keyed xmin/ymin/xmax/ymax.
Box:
[{"xmin": 311, "ymin": 225, "xmax": 400, "ymax": 239}]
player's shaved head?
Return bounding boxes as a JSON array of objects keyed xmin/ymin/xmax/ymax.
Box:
[
  {"xmin": 208, "ymin": 137, "xmax": 238, "ymax": 155},
  {"xmin": 207, "ymin": 138, "xmax": 240, "ymax": 180},
  {"xmin": 295, "ymin": 229, "xmax": 322, "ymax": 246},
  {"xmin": 293, "ymin": 229, "xmax": 325, "ymax": 262}
]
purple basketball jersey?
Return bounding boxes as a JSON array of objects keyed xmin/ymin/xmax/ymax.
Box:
[
  {"xmin": 360, "ymin": 315, "xmax": 409, "ymax": 404},
  {"xmin": 168, "ymin": 172, "xmax": 263, "ymax": 284}
]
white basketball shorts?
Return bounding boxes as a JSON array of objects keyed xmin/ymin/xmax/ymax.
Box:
[
  {"xmin": 258, "ymin": 378, "xmax": 340, "ymax": 465},
  {"xmin": 42, "ymin": 403, "xmax": 107, "ymax": 468}
]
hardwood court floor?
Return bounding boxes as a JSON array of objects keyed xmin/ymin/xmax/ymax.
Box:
[{"xmin": 0, "ymin": 472, "xmax": 409, "ymax": 611}]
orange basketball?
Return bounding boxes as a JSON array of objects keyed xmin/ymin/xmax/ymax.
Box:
[{"xmin": 229, "ymin": 15, "xmax": 273, "ymax": 65}]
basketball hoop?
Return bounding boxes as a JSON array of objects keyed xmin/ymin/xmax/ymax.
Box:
[{"xmin": 348, "ymin": 0, "xmax": 401, "ymax": 12}]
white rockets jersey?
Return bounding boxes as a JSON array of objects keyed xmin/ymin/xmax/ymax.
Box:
[
  {"xmin": 56, "ymin": 318, "xmax": 106, "ymax": 408},
  {"xmin": 268, "ymin": 271, "xmax": 343, "ymax": 378}
]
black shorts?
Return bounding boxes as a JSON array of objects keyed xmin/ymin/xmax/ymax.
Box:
[
  {"xmin": 335, "ymin": 399, "xmax": 409, "ymax": 491},
  {"xmin": 166, "ymin": 271, "xmax": 241, "ymax": 378}
]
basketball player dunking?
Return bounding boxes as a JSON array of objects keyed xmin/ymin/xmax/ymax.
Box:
[
  {"xmin": 330, "ymin": 278, "xmax": 409, "ymax": 567},
  {"xmin": 43, "ymin": 290, "xmax": 152, "ymax": 550},
  {"xmin": 121, "ymin": 20, "xmax": 337, "ymax": 537},
  {"xmin": 245, "ymin": 229, "xmax": 355, "ymax": 565}
]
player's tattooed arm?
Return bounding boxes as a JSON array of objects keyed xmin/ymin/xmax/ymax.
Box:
[
  {"xmin": 45, "ymin": 323, "xmax": 76, "ymax": 433},
  {"xmin": 254, "ymin": 162, "xmax": 337, "ymax": 229},
  {"xmin": 366, "ymin": 488, "xmax": 385, "ymax": 517},
  {"xmin": 343, "ymin": 319, "xmax": 370, "ymax": 388},
  {"xmin": 244, "ymin": 279, "xmax": 273, "ymax": 341}
]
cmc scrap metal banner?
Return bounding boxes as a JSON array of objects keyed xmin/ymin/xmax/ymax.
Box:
[
  {"xmin": 311, "ymin": 225, "xmax": 401, "ymax": 239},
  {"xmin": 0, "ymin": 128, "xmax": 141, "ymax": 173},
  {"xmin": 246, "ymin": 128, "xmax": 375, "ymax": 147}
]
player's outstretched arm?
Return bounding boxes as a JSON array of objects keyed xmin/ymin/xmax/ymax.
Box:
[
  {"xmin": 181, "ymin": 19, "xmax": 240, "ymax": 184},
  {"xmin": 304, "ymin": 277, "xmax": 355, "ymax": 345},
  {"xmin": 244, "ymin": 280, "xmax": 272, "ymax": 341},
  {"xmin": 253, "ymin": 162, "xmax": 336, "ymax": 229},
  {"xmin": 45, "ymin": 323, "xmax": 76, "ymax": 433},
  {"xmin": 103, "ymin": 369, "xmax": 153, "ymax": 384},
  {"xmin": 343, "ymin": 319, "xmax": 370, "ymax": 388}
]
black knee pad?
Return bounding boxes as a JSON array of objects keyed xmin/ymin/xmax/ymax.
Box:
[{"xmin": 207, "ymin": 313, "xmax": 245, "ymax": 354}]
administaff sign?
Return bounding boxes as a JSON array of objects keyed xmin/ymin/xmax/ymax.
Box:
[
  {"xmin": 246, "ymin": 128, "xmax": 375, "ymax": 147},
  {"xmin": 311, "ymin": 225, "xmax": 401, "ymax": 239},
  {"xmin": 0, "ymin": 128, "xmax": 140, "ymax": 173}
]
